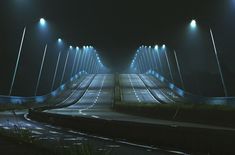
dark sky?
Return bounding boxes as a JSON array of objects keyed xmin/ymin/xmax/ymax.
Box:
[
  {"xmin": 0, "ymin": 0, "xmax": 222, "ymax": 70},
  {"xmin": 1, "ymin": 0, "xmax": 235, "ymax": 96}
]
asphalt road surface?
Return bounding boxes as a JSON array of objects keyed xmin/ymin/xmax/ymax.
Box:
[
  {"xmin": 46, "ymin": 74, "xmax": 235, "ymax": 131},
  {"xmin": 119, "ymin": 74, "xmax": 159, "ymax": 103},
  {"xmin": 3, "ymin": 74, "xmax": 233, "ymax": 154},
  {"xmin": 0, "ymin": 74, "xmax": 189, "ymax": 155}
]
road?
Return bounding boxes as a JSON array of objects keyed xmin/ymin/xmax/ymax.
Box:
[
  {"xmin": 3, "ymin": 74, "xmax": 234, "ymax": 154},
  {"xmin": 46, "ymin": 74, "xmax": 235, "ymax": 131},
  {"xmin": 119, "ymin": 74, "xmax": 159, "ymax": 103},
  {"xmin": 119, "ymin": 74, "xmax": 182, "ymax": 104},
  {"xmin": 0, "ymin": 74, "xmax": 189, "ymax": 155},
  {"xmin": 1, "ymin": 110, "xmax": 183, "ymax": 155}
]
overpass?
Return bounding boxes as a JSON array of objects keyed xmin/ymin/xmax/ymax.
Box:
[{"xmin": 1, "ymin": 46, "xmax": 235, "ymax": 154}]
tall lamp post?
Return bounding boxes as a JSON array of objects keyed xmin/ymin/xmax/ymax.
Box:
[
  {"xmin": 51, "ymin": 38, "xmax": 62, "ymax": 92},
  {"xmin": 9, "ymin": 27, "xmax": 26, "ymax": 96},
  {"xmin": 210, "ymin": 29, "xmax": 228, "ymax": 97},
  {"xmin": 155, "ymin": 45, "xmax": 163, "ymax": 74},
  {"xmin": 174, "ymin": 50, "xmax": 185, "ymax": 90},
  {"xmin": 35, "ymin": 44, "xmax": 48, "ymax": 96},
  {"xmin": 71, "ymin": 46, "xmax": 79, "ymax": 77},
  {"xmin": 60, "ymin": 46, "xmax": 72, "ymax": 85},
  {"xmin": 163, "ymin": 45, "xmax": 174, "ymax": 83},
  {"xmin": 189, "ymin": 19, "xmax": 228, "ymax": 96},
  {"xmin": 34, "ymin": 18, "xmax": 48, "ymax": 96}
]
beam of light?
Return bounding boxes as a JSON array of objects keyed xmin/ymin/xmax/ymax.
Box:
[{"xmin": 190, "ymin": 19, "xmax": 197, "ymax": 29}]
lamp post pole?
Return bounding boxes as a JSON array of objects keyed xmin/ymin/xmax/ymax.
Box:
[
  {"xmin": 164, "ymin": 50, "xmax": 174, "ymax": 83},
  {"xmin": 174, "ymin": 50, "xmax": 185, "ymax": 90},
  {"xmin": 157, "ymin": 48, "xmax": 163, "ymax": 74},
  {"xmin": 51, "ymin": 51, "xmax": 61, "ymax": 92},
  {"xmin": 9, "ymin": 27, "xmax": 26, "ymax": 96},
  {"xmin": 35, "ymin": 44, "xmax": 48, "ymax": 96},
  {"xmin": 60, "ymin": 49, "xmax": 70, "ymax": 85},
  {"xmin": 210, "ymin": 29, "xmax": 228, "ymax": 97},
  {"xmin": 71, "ymin": 49, "xmax": 78, "ymax": 77}
]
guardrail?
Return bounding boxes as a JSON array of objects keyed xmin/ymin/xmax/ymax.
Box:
[
  {"xmin": 0, "ymin": 71, "xmax": 88, "ymax": 104},
  {"xmin": 146, "ymin": 69, "xmax": 235, "ymax": 105}
]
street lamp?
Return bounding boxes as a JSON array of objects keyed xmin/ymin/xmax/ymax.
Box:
[
  {"xmin": 51, "ymin": 38, "xmax": 63, "ymax": 92},
  {"xmin": 39, "ymin": 18, "xmax": 46, "ymax": 27},
  {"xmin": 162, "ymin": 44, "xmax": 166, "ymax": 49},
  {"xmin": 154, "ymin": 45, "xmax": 163, "ymax": 74},
  {"xmin": 34, "ymin": 18, "xmax": 48, "ymax": 96},
  {"xmin": 190, "ymin": 19, "xmax": 197, "ymax": 29},
  {"xmin": 189, "ymin": 19, "xmax": 227, "ymax": 96},
  {"xmin": 210, "ymin": 29, "xmax": 228, "ymax": 96},
  {"xmin": 75, "ymin": 48, "xmax": 82, "ymax": 75},
  {"xmin": 71, "ymin": 46, "xmax": 79, "ymax": 77},
  {"xmin": 163, "ymin": 45, "xmax": 174, "ymax": 83},
  {"xmin": 58, "ymin": 38, "xmax": 62, "ymax": 43},
  {"xmin": 9, "ymin": 27, "xmax": 26, "ymax": 96},
  {"xmin": 174, "ymin": 50, "xmax": 185, "ymax": 90},
  {"xmin": 35, "ymin": 44, "xmax": 48, "ymax": 96},
  {"xmin": 9, "ymin": 18, "xmax": 48, "ymax": 96},
  {"xmin": 60, "ymin": 46, "xmax": 72, "ymax": 85}
]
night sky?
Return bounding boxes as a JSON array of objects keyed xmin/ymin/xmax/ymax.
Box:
[{"xmin": 1, "ymin": 0, "xmax": 235, "ymax": 96}]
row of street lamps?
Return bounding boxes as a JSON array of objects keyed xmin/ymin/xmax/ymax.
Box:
[
  {"xmin": 9, "ymin": 18, "xmax": 106, "ymax": 97},
  {"xmin": 130, "ymin": 20, "xmax": 227, "ymax": 97}
]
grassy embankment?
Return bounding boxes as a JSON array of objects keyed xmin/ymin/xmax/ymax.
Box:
[{"xmin": 114, "ymin": 102, "xmax": 235, "ymax": 127}]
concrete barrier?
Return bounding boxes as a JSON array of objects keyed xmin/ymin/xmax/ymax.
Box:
[
  {"xmin": 146, "ymin": 70, "xmax": 235, "ymax": 105},
  {"xmin": 0, "ymin": 71, "xmax": 88, "ymax": 104}
]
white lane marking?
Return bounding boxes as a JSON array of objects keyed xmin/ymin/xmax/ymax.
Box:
[
  {"xmin": 32, "ymin": 135, "xmax": 41, "ymax": 138},
  {"xmin": 31, "ymin": 130, "xmax": 43, "ymax": 135},
  {"xmin": 21, "ymin": 127, "xmax": 27, "ymax": 130},
  {"xmin": 58, "ymin": 75, "xmax": 94, "ymax": 106},
  {"xmin": 63, "ymin": 137, "xmax": 83, "ymax": 141},
  {"xmin": 3, "ymin": 127, "xmax": 10, "ymax": 130},
  {"xmin": 49, "ymin": 131, "xmax": 61, "ymax": 134},
  {"xmin": 138, "ymin": 74, "xmax": 160, "ymax": 103},
  {"xmin": 142, "ymin": 75, "xmax": 175, "ymax": 103},
  {"xmin": 38, "ymin": 137, "xmax": 56, "ymax": 140},
  {"xmin": 68, "ymin": 130, "xmax": 79, "ymax": 134},
  {"xmin": 79, "ymin": 75, "xmax": 106, "ymax": 114},
  {"xmin": 45, "ymin": 124, "xmax": 61, "ymax": 130},
  {"xmin": 35, "ymin": 127, "xmax": 43, "ymax": 130},
  {"xmin": 25, "ymin": 123, "xmax": 32, "ymax": 127},
  {"xmin": 128, "ymin": 74, "xmax": 141, "ymax": 103},
  {"xmin": 117, "ymin": 140, "xmax": 188, "ymax": 154},
  {"xmin": 106, "ymin": 145, "xmax": 120, "ymax": 148},
  {"xmin": 91, "ymin": 115, "xmax": 99, "ymax": 119}
]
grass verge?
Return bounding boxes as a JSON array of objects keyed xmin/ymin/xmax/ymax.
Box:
[
  {"xmin": 0, "ymin": 127, "xmax": 111, "ymax": 155},
  {"xmin": 114, "ymin": 102, "xmax": 235, "ymax": 128}
]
